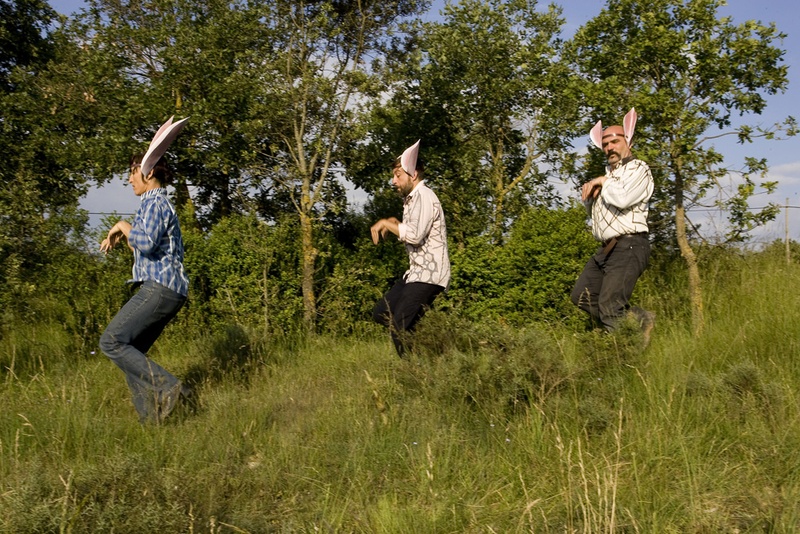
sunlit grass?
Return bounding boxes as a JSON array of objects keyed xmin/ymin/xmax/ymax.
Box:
[{"xmin": 2, "ymin": 254, "xmax": 800, "ymax": 531}]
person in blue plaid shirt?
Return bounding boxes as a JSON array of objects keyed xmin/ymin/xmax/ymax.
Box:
[{"xmin": 99, "ymin": 117, "xmax": 191, "ymax": 424}]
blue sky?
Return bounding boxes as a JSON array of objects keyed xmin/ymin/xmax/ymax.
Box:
[{"xmin": 51, "ymin": 0, "xmax": 800, "ymax": 242}]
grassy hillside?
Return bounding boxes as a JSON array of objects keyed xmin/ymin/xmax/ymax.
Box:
[{"xmin": 2, "ymin": 252, "xmax": 799, "ymax": 532}]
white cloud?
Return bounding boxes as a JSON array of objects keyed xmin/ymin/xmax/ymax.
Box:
[{"xmin": 766, "ymin": 161, "xmax": 800, "ymax": 186}]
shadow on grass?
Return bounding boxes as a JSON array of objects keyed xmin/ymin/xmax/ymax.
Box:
[
  {"xmin": 177, "ymin": 324, "xmax": 272, "ymax": 417},
  {"xmin": 404, "ymin": 310, "xmax": 651, "ymax": 434},
  {"xmin": 185, "ymin": 324, "xmax": 258, "ymax": 383}
]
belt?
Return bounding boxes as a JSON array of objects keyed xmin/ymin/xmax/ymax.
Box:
[{"xmin": 601, "ymin": 232, "xmax": 648, "ymax": 255}]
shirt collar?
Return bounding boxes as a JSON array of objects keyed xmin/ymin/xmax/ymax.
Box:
[
  {"xmin": 610, "ymin": 155, "xmax": 635, "ymax": 171},
  {"xmin": 404, "ymin": 180, "xmax": 425, "ymax": 205},
  {"xmin": 140, "ymin": 187, "xmax": 167, "ymax": 200}
]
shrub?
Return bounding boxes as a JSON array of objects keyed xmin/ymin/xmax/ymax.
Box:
[
  {"xmin": 182, "ymin": 212, "xmax": 304, "ymax": 336},
  {"xmin": 445, "ymin": 206, "xmax": 597, "ymax": 327},
  {"xmin": 410, "ymin": 312, "xmax": 574, "ymax": 414}
]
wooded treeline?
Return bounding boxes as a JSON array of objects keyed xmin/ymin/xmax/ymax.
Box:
[{"xmin": 1, "ymin": 0, "xmax": 795, "ymax": 341}]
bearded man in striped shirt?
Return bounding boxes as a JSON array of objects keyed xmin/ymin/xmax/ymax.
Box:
[{"xmin": 571, "ymin": 108, "xmax": 656, "ymax": 344}]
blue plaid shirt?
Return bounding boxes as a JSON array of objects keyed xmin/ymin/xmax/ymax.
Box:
[{"xmin": 128, "ymin": 188, "xmax": 189, "ymax": 297}]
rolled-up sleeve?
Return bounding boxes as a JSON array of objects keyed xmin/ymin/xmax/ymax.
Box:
[
  {"xmin": 399, "ymin": 192, "xmax": 434, "ymax": 246},
  {"xmin": 128, "ymin": 200, "xmax": 165, "ymax": 255}
]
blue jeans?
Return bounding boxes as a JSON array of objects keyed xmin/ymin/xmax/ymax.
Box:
[
  {"xmin": 571, "ymin": 233, "xmax": 650, "ymax": 330},
  {"xmin": 99, "ymin": 281, "xmax": 186, "ymax": 422},
  {"xmin": 373, "ymin": 279, "xmax": 444, "ymax": 356}
]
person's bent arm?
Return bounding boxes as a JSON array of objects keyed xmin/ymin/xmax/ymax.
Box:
[
  {"xmin": 581, "ymin": 176, "xmax": 607, "ymax": 202},
  {"xmin": 370, "ymin": 217, "xmax": 400, "ymax": 244},
  {"xmin": 100, "ymin": 220, "xmax": 133, "ymax": 254},
  {"xmin": 600, "ymin": 162, "xmax": 653, "ymax": 210}
]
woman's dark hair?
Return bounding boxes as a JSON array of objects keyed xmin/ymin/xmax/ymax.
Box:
[{"xmin": 129, "ymin": 154, "xmax": 173, "ymax": 185}]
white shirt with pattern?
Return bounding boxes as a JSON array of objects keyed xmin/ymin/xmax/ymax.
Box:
[
  {"xmin": 397, "ymin": 181, "xmax": 451, "ymax": 288},
  {"xmin": 585, "ymin": 157, "xmax": 654, "ymax": 242}
]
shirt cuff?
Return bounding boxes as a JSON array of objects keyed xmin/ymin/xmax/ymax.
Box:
[{"xmin": 397, "ymin": 222, "xmax": 408, "ymax": 241}]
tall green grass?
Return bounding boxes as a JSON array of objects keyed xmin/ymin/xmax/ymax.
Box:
[{"xmin": 2, "ymin": 253, "xmax": 800, "ymax": 532}]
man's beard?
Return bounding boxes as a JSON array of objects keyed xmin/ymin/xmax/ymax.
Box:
[{"xmin": 395, "ymin": 183, "xmax": 413, "ymax": 197}]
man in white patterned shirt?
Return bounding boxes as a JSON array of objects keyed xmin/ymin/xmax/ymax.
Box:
[
  {"xmin": 571, "ymin": 109, "xmax": 655, "ymax": 342},
  {"xmin": 371, "ymin": 140, "xmax": 450, "ymax": 357}
]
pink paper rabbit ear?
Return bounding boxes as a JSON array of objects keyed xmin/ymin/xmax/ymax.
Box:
[
  {"xmin": 623, "ymin": 108, "xmax": 637, "ymax": 145},
  {"xmin": 589, "ymin": 120, "xmax": 604, "ymax": 149},
  {"xmin": 400, "ymin": 139, "xmax": 420, "ymax": 176},
  {"xmin": 140, "ymin": 116, "xmax": 189, "ymax": 177},
  {"xmin": 151, "ymin": 116, "xmax": 175, "ymax": 144}
]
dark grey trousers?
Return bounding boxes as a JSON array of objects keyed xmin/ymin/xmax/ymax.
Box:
[{"xmin": 571, "ymin": 233, "xmax": 650, "ymax": 330}]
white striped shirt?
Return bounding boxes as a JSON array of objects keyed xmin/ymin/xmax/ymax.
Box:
[{"xmin": 585, "ymin": 157, "xmax": 654, "ymax": 242}]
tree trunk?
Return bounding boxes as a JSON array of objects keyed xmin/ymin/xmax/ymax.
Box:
[
  {"xmin": 300, "ymin": 204, "xmax": 318, "ymax": 333},
  {"xmin": 173, "ymin": 177, "xmax": 194, "ymax": 212},
  {"xmin": 675, "ymin": 185, "xmax": 704, "ymax": 334},
  {"xmin": 491, "ymin": 168, "xmax": 505, "ymax": 246},
  {"xmin": 490, "ymin": 141, "xmax": 506, "ymax": 245}
]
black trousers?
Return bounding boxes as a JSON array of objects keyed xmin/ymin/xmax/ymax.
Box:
[
  {"xmin": 571, "ymin": 233, "xmax": 650, "ymax": 330},
  {"xmin": 373, "ymin": 279, "xmax": 444, "ymax": 356}
]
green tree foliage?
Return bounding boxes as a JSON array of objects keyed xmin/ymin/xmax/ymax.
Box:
[
  {"xmin": 62, "ymin": 0, "xmax": 277, "ymax": 221},
  {"xmin": 0, "ymin": 0, "xmax": 89, "ymax": 326},
  {"xmin": 175, "ymin": 206, "xmax": 406, "ymax": 338},
  {"xmin": 349, "ymin": 0, "xmax": 577, "ymax": 246},
  {"xmin": 6, "ymin": 0, "xmax": 795, "ymax": 345},
  {"xmin": 316, "ymin": 206, "xmax": 409, "ymax": 336},
  {"xmin": 180, "ymin": 211, "xmax": 304, "ymax": 336},
  {"xmin": 240, "ymin": 0, "xmax": 430, "ymax": 330},
  {"xmin": 445, "ymin": 206, "xmax": 596, "ymax": 326},
  {"xmin": 14, "ymin": 0, "xmax": 430, "ymax": 333},
  {"xmin": 0, "ymin": 0, "xmax": 55, "ymax": 91},
  {"xmin": 565, "ymin": 0, "xmax": 795, "ymax": 332},
  {"xmin": 0, "ymin": 210, "xmax": 131, "ymax": 353}
]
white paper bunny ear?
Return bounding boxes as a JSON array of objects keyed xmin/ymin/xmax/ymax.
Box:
[
  {"xmin": 589, "ymin": 120, "xmax": 604, "ymax": 149},
  {"xmin": 400, "ymin": 139, "xmax": 420, "ymax": 176},
  {"xmin": 623, "ymin": 108, "xmax": 637, "ymax": 145},
  {"xmin": 140, "ymin": 116, "xmax": 189, "ymax": 178}
]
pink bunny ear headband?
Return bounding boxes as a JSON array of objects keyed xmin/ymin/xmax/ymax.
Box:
[
  {"xmin": 589, "ymin": 108, "xmax": 637, "ymax": 149},
  {"xmin": 140, "ymin": 116, "xmax": 189, "ymax": 177},
  {"xmin": 399, "ymin": 139, "xmax": 420, "ymax": 176}
]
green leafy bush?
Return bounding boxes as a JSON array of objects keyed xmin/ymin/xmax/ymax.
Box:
[
  {"xmin": 445, "ymin": 206, "xmax": 597, "ymax": 326},
  {"xmin": 182, "ymin": 212, "xmax": 304, "ymax": 336}
]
